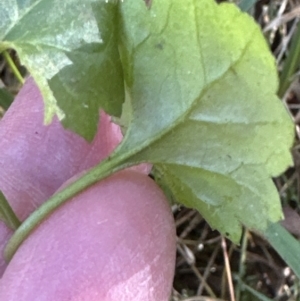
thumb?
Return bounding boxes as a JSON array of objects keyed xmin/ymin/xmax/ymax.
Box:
[
  {"xmin": 0, "ymin": 77, "xmax": 122, "ymax": 276},
  {"xmin": 0, "ymin": 170, "xmax": 176, "ymax": 301},
  {"xmin": 0, "ymin": 77, "xmax": 122, "ymax": 220}
]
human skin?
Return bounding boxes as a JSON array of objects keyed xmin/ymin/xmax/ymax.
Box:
[
  {"xmin": 0, "ymin": 78, "xmax": 176, "ymax": 300},
  {"xmin": 0, "ymin": 78, "xmax": 123, "ymax": 275},
  {"xmin": 0, "ymin": 170, "xmax": 176, "ymax": 301}
]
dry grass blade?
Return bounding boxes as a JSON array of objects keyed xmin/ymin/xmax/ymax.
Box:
[
  {"xmin": 221, "ymin": 238, "xmax": 235, "ymax": 301},
  {"xmin": 264, "ymin": 5, "xmax": 300, "ymax": 32}
]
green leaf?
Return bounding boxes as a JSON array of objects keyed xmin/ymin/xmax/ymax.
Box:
[
  {"xmin": 238, "ymin": 0, "xmax": 258, "ymax": 12},
  {"xmin": 262, "ymin": 222, "xmax": 300, "ymax": 279},
  {"xmin": 0, "ymin": 0, "xmax": 124, "ymax": 141},
  {"xmin": 0, "ymin": 87, "xmax": 13, "ymax": 110},
  {"xmin": 0, "ymin": 191, "xmax": 21, "ymax": 230},
  {"xmin": 278, "ymin": 22, "xmax": 300, "ymax": 98},
  {"xmin": 235, "ymin": 278, "xmax": 274, "ymax": 301},
  {"xmin": 113, "ymin": 0, "xmax": 294, "ymax": 242}
]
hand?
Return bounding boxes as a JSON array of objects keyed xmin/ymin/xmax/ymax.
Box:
[{"xmin": 0, "ymin": 78, "xmax": 176, "ymax": 301}]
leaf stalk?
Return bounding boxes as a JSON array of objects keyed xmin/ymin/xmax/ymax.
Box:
[{"xmin": 4, "ymin": 154, "xmax": 133, "ymax": 262}]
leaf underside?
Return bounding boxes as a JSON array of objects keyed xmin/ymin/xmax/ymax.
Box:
[
  {"xmin": 0, "ymin": 0, "xmax": 294, "ymax": 243},
  {"xmin": 115, "ymin": 0, "xmax": 294, "ymax": 242}
]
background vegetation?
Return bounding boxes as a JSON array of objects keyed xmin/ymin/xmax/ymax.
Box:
[{"xmin": 1, "ymin": 0, "xmax": 300, "ymax": 300}]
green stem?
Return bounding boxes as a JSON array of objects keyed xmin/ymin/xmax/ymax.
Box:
[
  {"xmin": 235, "ymin": 228, "xmax": 248, "ymax": 300},
  {"xmin": 4, "ymin": 154, "xmax": 133, "ymax": 262},
  {"xmin": 278, "ymin": 22, "xmax": 300, "ymax": 98},
  {"xmin": 2, "ymin": 50, "xmax": 25, "ymax": 85}
]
